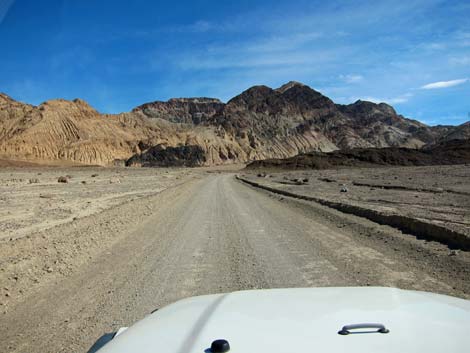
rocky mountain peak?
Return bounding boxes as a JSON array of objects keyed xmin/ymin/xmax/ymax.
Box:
[
  {"xmin": 167, "ymin": 97, "xmax": 223, "ymax": 104},
  {"xmin": 279, "ymin": 83, "xmax": 334, "ymax": 110},
  {"xmin": 72, "ymin": 98, "xmax": 94, "ymax": 108},
  {"xmin": 275, "ymin": 81, "xmax": 306, "ymax": 93},
  {"xmin": 133, "ymin": 96, "xmax": 225, "ymax": 125},
  {"xmin": 339, "ymin": 99, "xmax": 397, "ymax": 117},
  {"xmin": 38, "ymin": 98, "xmax": 98, "ymax": 116},
  {"xmin": 225, "ymin": 85, "xmax": 277, "ymax": 111},
  {"xmin": 231, "ymin": 85, "xmax": 274, "ymax": 100}
]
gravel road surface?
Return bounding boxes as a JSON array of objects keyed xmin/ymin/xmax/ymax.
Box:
[{"xmin": 1, "ymin": 174, "xmax": 469, "ymax": 353}]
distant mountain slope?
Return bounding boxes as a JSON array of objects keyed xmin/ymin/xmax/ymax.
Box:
[
  {"xmin": 246, "ymin": 139, "xmax": 470, "ymax": 170},
  {"xmin": 137, "ymin": 81, "xmax": 450, "ymax": 151},
  {"xmin": 435, "ymin": 121, "xmax": 470, "ymax": 142},
  {"xmin": 0, "ymin": 93, "xmax": 248, "ymax": 166},
  {"xmin": 1, "ymin": 94, "xmax": 152, "ymax": 165},
  {"xmin": 0, "ymin": 82, "xmax": 467, "ymax": 166}
]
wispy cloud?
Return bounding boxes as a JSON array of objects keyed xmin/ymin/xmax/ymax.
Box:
[
  {"xmin": 449, "ymin": 56, "xmax": 470, "ymax": 65},
  {"xmin": 339, "ymin": 74, "xmax": 364, "ymax": 83},
  {"xmin": 243, "ymin": 32, "xmax": 323, "ymax": 53},
  {"xmin": 346, "ymin": 93, "xmax": 413, "ymax": 105},
  {"xmin": 420, "ymin": 78, "xmax": 468, "ymax": 89},
  {"xmin": 177, "ymin": 51, "xmax": 331, "ymax": 70},
  {"xmin": 173, "ymin": 31, "xmax": 340, "ymax": 71},
  {"xmin": 419, "ymin": 42, "xmax": 447, "ymax": 51}
]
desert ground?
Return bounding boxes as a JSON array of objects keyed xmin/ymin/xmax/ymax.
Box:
[
  {"xmin": 241, "ymin": 164, "xmax": 470, "ymax": 244},
  {"xmin": 1, "ymin": 165, "xmax": 469, "ymax": 353}
]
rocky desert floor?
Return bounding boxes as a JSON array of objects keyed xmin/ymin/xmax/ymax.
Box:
[
  {"xmin": 0, "ymin": 165, "xmax": 469, "ymax": 353},
  {"xmin": 241, "ymin": 164, "xmax": 470, "ymax": 243},
  {"xmin": 0, "ymin": 166, "xmax": 198, "ymax": 241}
]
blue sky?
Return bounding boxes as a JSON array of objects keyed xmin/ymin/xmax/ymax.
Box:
[{"xmin": 0, "ymin": 0, "xmax": 469, "ymax": 125}]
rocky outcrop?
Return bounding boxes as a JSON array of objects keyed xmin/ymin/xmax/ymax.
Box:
[
  {"xmin": 132, "ymin": 98, "xmax": 225, "ymax": 125},
  {"xmin": 0, "ymin": 82, "xmax": 467, "ymax": 167},
  {"xmin": 126, "ymin": 145, "xmax": 206, "ymax": 167}
]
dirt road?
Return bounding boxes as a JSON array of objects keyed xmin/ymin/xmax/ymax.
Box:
[{"xmin": 1, "ymin": 174, "xmax": 469, "ymax": 353}]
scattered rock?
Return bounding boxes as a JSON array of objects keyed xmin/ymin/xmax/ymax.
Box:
[
  {"xmin": 319, "ymin": 177, "xmax": 335, "ymax": 183},
  {"xmin": 91, "ymin": 174, "xmax": 99, "ymax": 178},
  {"xmin": 449, "ymin": 250, "xmax": 459, "ymax": 256},
  {"xmin": 39, "ymin": 194, "xmax": 54, "ymax": 199},
  {"xmin": 291, "ymin": 178, "xmax": 305, "ymax": 185},
  {"xmin": 28, "ymin": 178, "xmax": 39, "ymax": 184},
  {"xmin": 57, "ymin": 176, "xmax": 68, "ymax": 183}
]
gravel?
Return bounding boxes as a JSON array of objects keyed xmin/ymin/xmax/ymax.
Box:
[{"xmin": 0, "ymin": 172, "xmax": 469, "ymax": 353}]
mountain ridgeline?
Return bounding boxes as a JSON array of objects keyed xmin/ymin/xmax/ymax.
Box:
[{"xmin": 0, "ymin": 82, "xmax": 468, "ymax": 167}]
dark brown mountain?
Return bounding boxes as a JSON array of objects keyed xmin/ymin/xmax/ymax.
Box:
[
  {"xmin": 434, "ymin": 121, "xmax": 470, "ymax": 142},
  {"xmin": 132, "ymin": 97, "xmax": 224, "ymax": 125}
]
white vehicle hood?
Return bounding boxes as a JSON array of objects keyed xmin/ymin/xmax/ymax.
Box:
[{"xmin": 99, "ymin": 287, "xmax": 470, "ymax": 353}]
